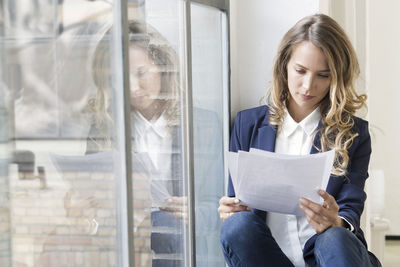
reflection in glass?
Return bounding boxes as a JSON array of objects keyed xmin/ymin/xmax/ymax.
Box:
[
  {"xmin": 0, "ymin": 81, "xmax": 11, "ymax": 266},
  {"xmin": 0, "ymin": 0, "xmax": 228, "ymax": 266},
  {"xmin": 87, "ymin": 19, "xmax": 189, "ymax": 266},
  {"xmin": 1, "ymin": 0, "xmax": 122, "ymax": 266}
]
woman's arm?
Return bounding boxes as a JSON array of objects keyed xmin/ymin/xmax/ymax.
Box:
[
  {"xmin": 299, "ymin": 119, "xmax": 371, "ymax": 234},
  {"xmin": 336, "ymin": 119, "xmax": 371, "ymax": 233}
]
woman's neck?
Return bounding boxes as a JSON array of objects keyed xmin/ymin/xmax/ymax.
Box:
[
  {"xmin": 137, "ymin": 100, "xmax": 166, "ymax": 121},
  {"xmin": 287, "ymin": 103, "xmax": 317, "ymax": 123}
]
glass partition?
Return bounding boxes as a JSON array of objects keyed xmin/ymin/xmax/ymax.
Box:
[
  {"xmin": 126, "ymin": 1, "xmax": 189, "ymax": 266},
  {"xmin": 0, "ymin": 0, "xmax": 129, "ymax": 265},
  {"xmin": 191, "ymin": 2, "xmax": 228, "ymax": 266},
  {"xmin": 0, "ymin": 0, "xmax": 229, "ymax": 266}
]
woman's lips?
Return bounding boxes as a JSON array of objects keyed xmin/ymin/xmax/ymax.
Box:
[
  {"xmin": 299, "ymin": 94, "xmax": 315, "ymax": 101},
  {"xmin": 131, "ymin": 93, "xmax": 147, "ymax": 100}
]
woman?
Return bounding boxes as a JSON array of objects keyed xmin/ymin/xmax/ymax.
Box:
[
  {"xmin": 87, "ymin": 20, "xmax": 223, "ymax": 267},
  {"xmin": 218, "ymin": 14, "xmax": 381, "ymax": 267}
]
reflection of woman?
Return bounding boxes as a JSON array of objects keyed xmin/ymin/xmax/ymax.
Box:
[
  {"xmin": 87, "ymin": 20, "xmax": 179, "ymax": 152},
  {"xmin": 218, "ymin": 14, "xmax": 381, "ymax": 267},
  {"xmin": 87, "ymin": 21, "xmax": 222, "ymax": 267}
]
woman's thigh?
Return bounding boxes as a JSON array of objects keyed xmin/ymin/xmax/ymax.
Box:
[
  {"xmin": 220, "ymin": 211, "xmax": 294, "ymax": 267},
  {"xmin": 314, "ymin": 227, "xmax": 374, "ymax": 267}
]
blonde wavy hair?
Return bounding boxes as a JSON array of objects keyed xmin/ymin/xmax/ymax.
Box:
[
  {"xmin": 87, "ymin": 20, "xmax": 180, "ymax": 150},
  {"xmin": 267, "ymin": 14, "xmax": 367, "ymax": 177}
]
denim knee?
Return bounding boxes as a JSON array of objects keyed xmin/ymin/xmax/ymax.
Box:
[
  {"xmin": 220, "ymin": 212, "xmax": 295, "ymax": 267},
  {"xmin": 315, "ymin": 226, "xmax": 354, "ymax": 250},
  {"xmin": 220, "ymin": 211, "xmax": 261, "ymax": 247},
  {"xmin": 314, "ymin": 226, "xmax": 373, "ymax": 267}
]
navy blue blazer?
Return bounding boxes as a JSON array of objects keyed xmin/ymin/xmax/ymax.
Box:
[{"xmin": 227, "ymin": 105, "xmax": 381, "ymax": 267}]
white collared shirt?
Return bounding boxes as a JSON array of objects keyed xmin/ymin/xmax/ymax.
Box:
[
  {"xmin": 267, "ymin": 107, "xmax": 321, "ymax": 267},
  {"xmin": 131, "ymin": 110, "xmax": 172, "ymax": 178}
]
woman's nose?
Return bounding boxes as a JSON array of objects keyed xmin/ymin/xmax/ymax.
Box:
[
  {"xmin": 302, "ymin": 74, "xmax": 314, "ymax": 91},
  {"xmin": 130, "ymin": 75, "xmax": 140, "ymax": 92}
]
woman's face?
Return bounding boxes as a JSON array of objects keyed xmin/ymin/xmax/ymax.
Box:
[
  {"xmin": 129, "ymin": 45, "xmax": 162, "ymax": 119},
  {"xmin": 286, "ymin": 41, "xmax": 331, "ymax": 121}
]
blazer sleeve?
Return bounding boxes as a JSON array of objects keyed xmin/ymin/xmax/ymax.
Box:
[
  {"xmin": 227, "ymin": 112, "xmax": 242, "ymax": 197},
  {"xmin": 336, "ymin": 120, "xmax": 372, "ymax": 235}
]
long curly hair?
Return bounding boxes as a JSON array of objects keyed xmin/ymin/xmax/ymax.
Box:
[
  {"xmin": 266, "ymin": 14, "xmax": 367, "ymax": 177},
  {"xmin": 87, "ymin": 20, "xmax": 180, "ymax": 151}
]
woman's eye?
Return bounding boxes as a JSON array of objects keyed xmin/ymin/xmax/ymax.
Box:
[
  {"xmin": 137, "ymin": 69, "xmax": 147, "ymax": 77},
  {"xmin": 295, "ymin": 69, "xmax": 305, "ymax": 74},
  {"xmin": 318, "ymin": 73, "xmax": 330, "ymax": 78}
]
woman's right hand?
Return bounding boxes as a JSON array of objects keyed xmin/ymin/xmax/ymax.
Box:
[{"xmin": 218, "ymin": 196, "xmax": 251, "ymax": 221}]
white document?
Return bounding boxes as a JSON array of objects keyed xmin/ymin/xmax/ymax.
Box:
[
  {"xmin": 51, "ymin": 150, "xmax": 155, "ymax": 174},
  {"xmin": 228, "ymin": 149, "xmax": 335, "ymax": 216},
  {"xmin": 227, "ymin": 151, "xmax": 239, "ymax": 191}
]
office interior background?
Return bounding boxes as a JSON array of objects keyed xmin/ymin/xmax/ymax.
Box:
[{"xmin": 0, "ymin": 0, "xmax": 399, "ymax": 266}]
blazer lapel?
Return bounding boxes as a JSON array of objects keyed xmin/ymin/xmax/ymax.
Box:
[
  {"xmin": 255, "ymin": 114, "xmax": 277, "ymax": 152},
  {"xmin": 310, "ymin": 121, "xmax": 322, "ymax": 154}
]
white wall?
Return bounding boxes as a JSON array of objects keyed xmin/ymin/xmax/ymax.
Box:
[
  {"xmin": 230, "ymin": 0, "xmax": 319, "ymax": 119},
  {"xmin": 367, "ymin": 0, "xmax": 400, "ymax": 236}
]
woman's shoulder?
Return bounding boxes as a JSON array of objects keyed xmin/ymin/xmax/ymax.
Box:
[
  {"xmin": 351, "ymin": 115, "xmax": 369, "ymax": 135},
  {"xmin": 236, "ymin": 105, "xmax": 270, "ymax": 122}
]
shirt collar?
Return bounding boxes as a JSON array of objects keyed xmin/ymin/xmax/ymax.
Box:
[
  {"xmin": 131, "ymin": 110, "xmax": 168, "ymax": 138},
  {"xmin": 281, "ymin": 107, "xmax": 321, "ymax": 137}
]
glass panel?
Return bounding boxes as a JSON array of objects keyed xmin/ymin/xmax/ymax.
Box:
[
  {"xmin": 127, "ymin": 0, "xmax": 189, "ymax": 266},
  {"xmin": 191, "ymin": 2, "xmax": 227, "ymax": 267},
  {"xmin": 0, "ymin": 70, "xmax": 11, "ymax": 266},
  {"xmin": 0, "ymin": 0, "xmax": 128, "ymax": 266},
  {"xmin": 0, "ymin": 0, "xmax": 228, "ymax": 266}
]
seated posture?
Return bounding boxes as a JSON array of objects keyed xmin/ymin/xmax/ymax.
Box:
[{"xmin": 218, "ymin": 14, "xmax": 381, "ymax": 267}]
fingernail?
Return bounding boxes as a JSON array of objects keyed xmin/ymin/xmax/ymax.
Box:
[
  {"xmin": 299, "ymin": 198, "xmax": 306, "ymax": 204},
  {"xmin": 234, "ymin": 199, "xmax": 239, "ymax": 204}
]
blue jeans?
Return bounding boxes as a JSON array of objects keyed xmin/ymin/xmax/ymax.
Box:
[
  {"xmin": 151, "ymin": 211, "xmax": 185, "ymax": 267},
  {"xmin": 220, "ymin": 211, "xmax": 374, "ymax": 267}
]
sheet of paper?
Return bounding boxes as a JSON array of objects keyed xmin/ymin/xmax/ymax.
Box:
[
  {"xmin": 227, "ymin": 151, "xmax": 239, "ymax": 192},
  {"xmin": 51, "ymin": 150, "xmax": 155, "ymax": 174},
  {"xmin": 228, "ymin": 149, "xmax": 335, "ymax": 216}
]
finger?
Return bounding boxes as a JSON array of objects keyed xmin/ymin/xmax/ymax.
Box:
[
  {"xmin": 218, "ymin": 204, "xmax": 249, "ymax": 214},
  {"xmin": 160, "ymin": 205, "xmax": 181, "ymax": 213},
  {"xmin": 305, "ymin": 214, "xmax": 328, "ymax": 234},
  {"xmin": 217, "ymin": 205, "xmax": 236, "ymax": 214},
  {"xmin": 300, "ymin": 203, "xmax": 325, "ymax": 225},
  {"xmin": 305, "ymin": 214, "xmax": 321, "ymax": 230},
  {"xmin": 300, "ymin": 204, "xmax": 330, "ymax": 234},
  {"xmin": 230, "ymin": 205, "xmax": 250, "ymax": 212},
  {"xmin": 219, "ymin": 212, "xmax": 234, "ymax": 222},
  {"xmin": 219, "ymin": 196, "xmax": 240, "ymax": 205},
  {"xmin": 299, "ymin": 197, "xmax": 330, "ymax": 218},
  {"xmin": 168, "ymin": 196, "xmax": 188, "ymax": 205},
  {"xmin": 219, "ymin": 212, "xmax": 228, "ymax": 221},
  {"xmin": 318, "ymin": 190, "xmax": 338, "ymax": 210},
  {"xmin": 300, "ymin": 201, "xmax": 339, "ymax": 231}
]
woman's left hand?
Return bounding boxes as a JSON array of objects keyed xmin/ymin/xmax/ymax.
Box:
[{"xmin": 299, "ymin": 189, "xmax": 344, "ymax": 234}]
